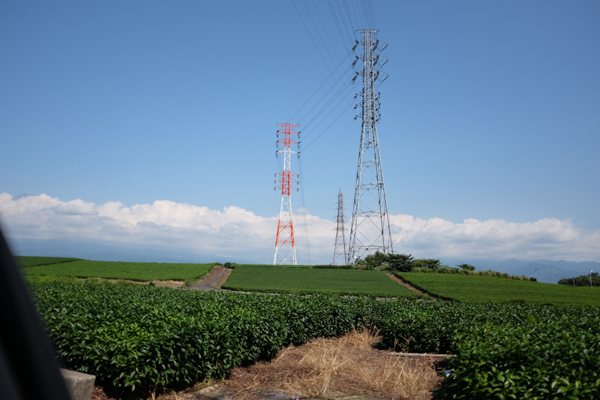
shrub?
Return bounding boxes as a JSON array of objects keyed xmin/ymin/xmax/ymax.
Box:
[
  {"xmin": 558, "ymin": 273, "xmax": 600, "ymax": 287},
  {"xmin": 457, "ymin": 263, "xmax": 476, "ymax": 271},
  {"xmin": 359, "ymin": 251, "xmax": 415, "ymax": 272},
  {"xmin": 413, "ymin": 258, "xmax": 443, "ymax": 270},
  {"xmin": 30, "ymin": 280, "xmax": 600, "ymax": 398}
]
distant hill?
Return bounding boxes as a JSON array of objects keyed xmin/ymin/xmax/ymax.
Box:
[
  {"xmin": 9, "ymin": 238, "xmax": 259, "ymax": 265},
  {"xmin": 441, "ymin": 258, "xmax": 600, "ymax": 284}
]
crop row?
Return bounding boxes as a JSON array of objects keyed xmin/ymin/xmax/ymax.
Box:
[
  {"xmin": 396, "ymin": 272, "xmax": 600, "ymax": 306},
  {"xmin": 24, "ymin": 260, "xmax": 216, "ymax": 281},
  {"xmin": 29, "ymin": 278, "xmax": 600, "ymax": 399},
  {"xmin": 17, "ymin": 256, "xmax": 81, "ymax": 268}
]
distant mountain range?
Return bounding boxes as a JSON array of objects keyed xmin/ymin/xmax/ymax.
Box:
[
  {"xmin": 8, "ymin": 238, "xmax": 259, "ymax": 265},
  {"xmin": 440, "ymin": 258, "xmax": 600, "ymax": 284}
]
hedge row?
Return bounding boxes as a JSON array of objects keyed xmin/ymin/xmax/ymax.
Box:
[
  {"xmin": 379, "ymin": 301, "xmax": 600, "ymax": 399},
  {"xmin": 30, "ymin": 279, "xmax": 381, "ymax": 392},
  {"xmin": 29, "ymin": 278, "xmax": 600, "ymax": 398}
]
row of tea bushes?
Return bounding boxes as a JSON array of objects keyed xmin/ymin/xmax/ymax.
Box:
[
  {"xmin": 378, "ymin": 301, "xmax": 600, "ymax": 399},
  {"xmin": 30, "ymin": 279, "xmax": 383, "ymax": 391},
  {"xmin": 29, "ymin": 278, "xmax": 600, "ymax": 398}
]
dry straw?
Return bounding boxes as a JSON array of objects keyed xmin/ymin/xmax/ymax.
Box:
[{"xmin": 225, "ymin": 329, "xmax": 442, "ymax": 400}]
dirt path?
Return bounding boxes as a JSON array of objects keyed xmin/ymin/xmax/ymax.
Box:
[
  {"xmin": 187, "ymin": 266, "xmax": 230, "ymax": 291},
  {"xmin": 213, "ymin": 268, "xmax": 232, "ymax": 288},
  {"xmin": 386, "ymin": 273, "xmax": 431, "ymax": 298}
]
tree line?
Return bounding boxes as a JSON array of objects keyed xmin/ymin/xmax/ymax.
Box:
[
  {"xmin": 558, "ymin": 272, "xmax": 599, "ymax": 287},
  {"xmin": 355, "ymin": 251, "xmax": 475, "ymax": 272}
]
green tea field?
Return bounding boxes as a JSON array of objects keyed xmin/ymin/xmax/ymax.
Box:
[
  {"xmin": 17, "ymin": 255, "xmax": 82, "ymax": 268},
  {"xmin": 223, "ymin": 266, "xmax": 420, "ymax": 297},
  {"xmin": 23, "ymin": 259, "xmax": 216, "ymax": 281},
  {"xmin": 29, "ymin": 278, "xmax": 600, "ymax": 398},
  {"xmin": 397, "ymin": 272, "xmax": 600, "ymax": 306}
]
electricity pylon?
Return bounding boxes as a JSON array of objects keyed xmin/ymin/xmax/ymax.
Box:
[
  {"xmin": 273, "ymin": 123, "xmax": 300, "ymax": 265},
  {"xmin": 348, "ymin": 29, "xmax": 393, "ymax": 263},
  {"xmin": 332, "ymin": 189, "xmax": 347, "ymax": 265}
]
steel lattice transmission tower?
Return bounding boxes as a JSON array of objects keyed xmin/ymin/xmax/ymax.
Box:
[
  {"xmin": 273, "ymin": 123, "xmax": 300, "ymax": 265},
  {"xmin": 332, "ymin": 189, "xmax": 348, "ymax": 265},
  {"xmin": 348, "ymin": 29, "xmax": 393, "ymax": 263}
]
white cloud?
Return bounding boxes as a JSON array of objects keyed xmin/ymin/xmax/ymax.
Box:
[
  {"xmin": 1, "ymin": 193, "xmax": 599, "ymax": 263},
  {"xmin": 390, "ymin": 214, "xmax": 600, "ymax": 261}
]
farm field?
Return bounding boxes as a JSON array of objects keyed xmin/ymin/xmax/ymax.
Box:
[
  {"xmin": 223, "ymin": 266, "xmax": 420, "ymax": 297},
  {"xmin": 17, "ymin": 255, "xmax": 81, "ymax": 268},
  {"xmin": 29, "ymin": 278, "xmax": 600, "ymax": 399},
  {"xmin": 397, "ymin": 272, "xmax": 600, "ymax": 306},
  {"xmin": 23, "ymin": 259, "xmax": 216, "ymax": 281}
]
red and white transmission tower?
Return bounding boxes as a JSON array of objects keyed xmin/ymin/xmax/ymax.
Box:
[{"xmin": 273, "ymin": 123, "xmax": 300, "ymax": 265}]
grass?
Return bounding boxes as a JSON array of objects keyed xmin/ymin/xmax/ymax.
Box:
[
  {"xmin": 397, "ymin": 272, "xmax": 600, "ymax": 306},
  {"xmin": 23, "ymin": 259, "xmax": 216, "ymax": 281},
  {"xmin": 223, "ymin": 266, "xmax": 420, "ymax": 297},
  {"xmin": 16, "ymin": 256, "xmax": 81, "ymax": 268},
  {"xmin": 223, "ymin": 329, "xmax": 440, "ymax": 400}
]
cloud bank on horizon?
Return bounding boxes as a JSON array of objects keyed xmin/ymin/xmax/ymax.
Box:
[{"xmin": 1, "ymin": 193, "xmax": 599, "ymax": 263}]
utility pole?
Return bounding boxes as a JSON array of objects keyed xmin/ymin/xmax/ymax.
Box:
[
  {"xmin": 332, "ymin": 190, "xmax": 348, "ymax": 265},
  {"xmin": 348, "ymin": 29, "xmax": 393, "ymax": 263},
  {"xmin": 273, "ymin": 123, "xmax": 300, "ymax": 265}
]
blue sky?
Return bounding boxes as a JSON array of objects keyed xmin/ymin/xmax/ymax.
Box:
[{"xmin": 1, "ymin": 1, "xmax": 599, "ymax": 264}]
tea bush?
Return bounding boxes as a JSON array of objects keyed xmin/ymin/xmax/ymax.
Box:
[
  {"xmin": 29, "ymin": 279, "xmax": 600, "ymax": 398},
  {"xmin": 30, "ymin": 280, "xmax": 384, "ymax": 392},
  {"xmin": 441, "ymin": 320, "xmax": 600, "ymax": 399}
]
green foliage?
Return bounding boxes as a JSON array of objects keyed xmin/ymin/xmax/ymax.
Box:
[
  {"xmin": 223, "ymin": 262, "xmax": 232, "ymax": 268},
  {"xmin": 23, "ymin": 260, "xmax": 216, "ymax": 281},
  {"xmin": 558, "ymin": 272, "xmax": 600, "ymax": 287},
  {"xmin": 387, "ymin": 253, "xmax": 415, "ymax": 272},
  {"xmin": 361, "ymin": 251, "xmax": 415, "ymax": 272},
  {"xmin": 378, "ymin": 301, "xmax": 600, "ymax": 399},
  {"xmin": 411, "ymin": 265, "xmax": 530, "ymax": 281},
  {"xmin": 16, "ymin": 256, "xmax": 81, "ymax": 268},
  {"xmin": 223, "ymin": 266, "xmax": 419, "ymax": 298},
  {"xmin": 29, "ymin": 280, "xmax": 600, "ymax": 398},
  {"xmin": 362, "ymin": 250, "xmax": 388, "ymax": 270},
  {"xmin": 440, "ymin": 318, "xmax": 600, "ymax": 399},
  {"xmin": 414, "ymin": 258, "xmax": 444, "ymax": 270},
  {"xmin": 457, "ymin": 263, "xmax": 476, "ymax": 271},
  {"xmin": 31, "ymin": 280, "xmax": 385, "ymax": 392},
  {"xmin": 397, "ymin": 272, "xmax": 600, "ymax": 306},
  {"xmin": 183, "ymin": 278, "xmax": 196, "ymax": 287}
]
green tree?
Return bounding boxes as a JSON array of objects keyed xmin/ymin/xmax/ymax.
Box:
[
  {"xmin": 363, "ymin": 250, "xmax": 388, "ymax": 270},
  {"xmin": 386, "ymin": 253, "xmax": 415, "ymax": 272},
  {"xmin": 360, "ymin": 251, "xmax": 415, "ymax": 272},
  {"xmin": 413, "ymin": 258, "xmax": 443, "ymax": 270},
  {"xmin": 558, "ymin": 272, "xmax": 600, "ymax": 286},
  {"xmin": 457, "ymin": 263, "xmax": 476, "ymax": 271}
]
